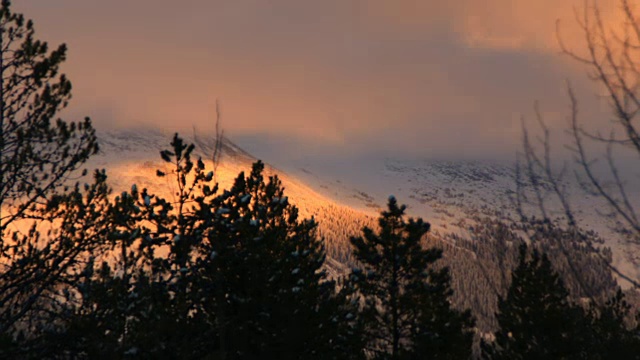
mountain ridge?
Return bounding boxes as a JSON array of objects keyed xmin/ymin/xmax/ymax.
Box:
[
  {"xmin": 90, "ymin": 128, "xmax": 640, "ymax": 281},
  {"xmin": 46, "ymin": 127, "xmax": 633, "ymax": 334}
]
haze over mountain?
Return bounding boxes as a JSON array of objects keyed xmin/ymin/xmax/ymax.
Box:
[{"xmin": 14, "ymin": 0, "xmax": 618, "ymax": 165}]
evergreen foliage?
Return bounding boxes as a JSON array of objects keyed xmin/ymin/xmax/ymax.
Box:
[
  {"xmin": 0, "ymin": 0, "xmax": 98, "ymax": 230},
  {"xmin": 0, "ymin": 0, "xmax": 100, "ymax": 342},
  {"xmin": 35, "ymin": 134, "xmax": 361, "ymax": 359},
  {"xmin": 189, "ymin": 159, "xmax": 361, "ymax": 359},
  {"xmin": 482, "ymin": 243, "xmax": 587, "ymax": 359},
  {"xmin": 483, "ymin": 243, "xmax": 640, "ymax": 360},
  {"xmin": 350, "ymin": 196, "xmax": 474, "ymax": 359},
  {"xmin": 582, "ymin": 289, "xmax": 640, "ymax": 359}
]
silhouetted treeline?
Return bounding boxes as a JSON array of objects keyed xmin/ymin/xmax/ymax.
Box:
[
  {"xmin": 2, "ymin": 134, "xmax": 639, "ymax": 359},
  {"xmin": 0, "ymin": 134, "xmax": 470, "ymax": 359}
]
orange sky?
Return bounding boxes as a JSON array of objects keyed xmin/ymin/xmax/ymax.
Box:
[{"xmin": 15, "ymin": 0, "xmax": 623, "ymax": 161}]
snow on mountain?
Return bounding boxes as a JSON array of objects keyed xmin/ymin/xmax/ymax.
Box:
[
  {"xmin": 87, "ymin": 128, "xmax": 639, "ymax": 286},
  {"xmin": 89, "ymin": 129, "xmax": 375, "ymax": 267},
  {"xmin": 279, "ymin": 155, "xmax": 640, "ymax": 286},
  {"xmin": 2, "ymin": 127, "xmax": 620, "ymax": 332}
]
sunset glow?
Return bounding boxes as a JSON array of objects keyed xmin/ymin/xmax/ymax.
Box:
[{"xmin": 14, "ymin": 0, "xmax": 622, "ymax": 163}]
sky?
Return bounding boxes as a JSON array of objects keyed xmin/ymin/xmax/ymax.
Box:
[{"xmin": 15, "ymin": 0, "xmax": 622, "ymax": 166}]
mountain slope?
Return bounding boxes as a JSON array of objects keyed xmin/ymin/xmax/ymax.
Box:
[
  {"xmin": 86, "ymin": 128, "xmax": 627, "ymax": 334},
  {"xmin": 284, "ymin": 155, "xmax": 640, "ymax": 284},
  {"xmin": 90, "ymin": 129, "xmax": 375, "ymax": 269}
]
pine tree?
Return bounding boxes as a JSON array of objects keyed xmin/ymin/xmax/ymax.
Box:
[
  {"xmin": 583, "ymin": 289, "xmax": 640, "ymax": 359},
  {"xmin": 482, "ymin": 243, "xmax": 588, "ymax": 360},
  {"xmin": 49, "ymin": 135, "xmax": 362, "ymax": 359},
  {"xmin": 0, "ymin": 0, "xmax": 99, "ymax": 344},
  {"xmin": 350, "ymin": 196, "xmax": 474, "ymax": 359},
  {"xmin": 192, "ymin": 160, "xmax": 361, "ymax": 359},
  {"xmin": 0, "ymin": 170, "xmax": 114, "ymax": 357},
  {"xmin": 0, "ymin": 0, "xmax": 98, "ymax": 230},
  {"xmin": 31, "ymin": 135, "xmax": 217, "ymax": 358}
]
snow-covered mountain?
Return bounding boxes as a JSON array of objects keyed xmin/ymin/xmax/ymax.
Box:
[
  {"xmin": 283, "ymin": 154, "xmax": 640, "ymax": 285},
  {"xmin": 90, "ymin": 128, "xmax": 640, "ymax": 284},
  {"xmin": 84, "ymin": 128, "xmax": 637, "ymax": 331},
  {"xmin": 89, "ymin": 129, "xmax": 377, "ymax": 275}
]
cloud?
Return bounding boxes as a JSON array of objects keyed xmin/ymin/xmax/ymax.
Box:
[{"xmin": 14, "ymin": 0, "xmax": 621, "ymax": 162}]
